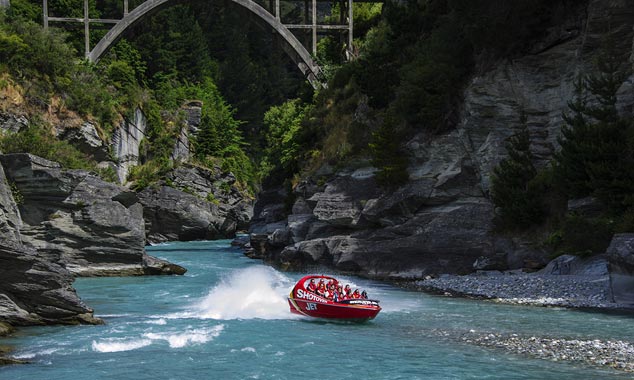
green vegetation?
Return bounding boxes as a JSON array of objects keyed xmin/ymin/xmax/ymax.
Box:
[
  {"xmin": 547, "ymin": 214, "xmax": 615, "ymax": 258},
  {"xmin": 556, "ymin": 43, "xmax": 634, "ymax": 213},
  {"xmin": 260, "ymin": 99, "xmax": 310, "ymax": 180},
  {"xmin": 368, "ymin": 114, "xmax": 409, "ymax": 186},
  {"xmin": 8, "ymin": 182, "xmax": 24, "ymax": 205},
  {"xmin": 0, "ymin": 121, "xmax": 94, "ymax": 170},
  {"xmin": 1, "ymin": 4, "xmax": 267, "ymax": 193},
  {"xmin": 490, "ymin": 125, "xmax": 545, "ymax": 230}
]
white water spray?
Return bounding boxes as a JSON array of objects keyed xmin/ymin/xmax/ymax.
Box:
[{"xmin": 194, "ymin": 266, "xmax": 297, "ymax": 320}]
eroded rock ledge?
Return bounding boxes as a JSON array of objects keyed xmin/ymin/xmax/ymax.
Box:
[{"xmin": 0, "ymin": 153, "xmax": 185, "ymax": 277}]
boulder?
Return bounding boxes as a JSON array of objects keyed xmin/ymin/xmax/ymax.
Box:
[
  {"xmin": 540, "ymin": 254, "xmax": 609, "ymax": 276},
  {"xmin": 138, "ymin": 185, "xmax": 228, "ymax": 243},
  {"xmin": 473, "ymin": 254, "xmax": 508, "ymax": 271},
  {"xmin": 60, "ymin": 122, "xmax": 108, "ymax": 162},
  {"xmin": 246, "ymin": 233, "xmax": 269, "ymax": 259},
  {"xmin": 143, "ymin": 255, "xmax": 187, "ymax": 275},
  {"xmin": 0, "ymin": 112, "xmax": 28, "ymax": 134},
  {"xmin": 606, "ymin": 234, "xmax": 634, "ymax": 305}
]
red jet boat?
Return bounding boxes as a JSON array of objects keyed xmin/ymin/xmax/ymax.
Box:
[{"xmin": 288, "ymin": 275, "xmax": 381, "ymax": 321}]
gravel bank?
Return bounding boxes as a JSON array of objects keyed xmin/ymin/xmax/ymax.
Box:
[
  {"xmin": 412, "ymin": 272, "xmax": 628, "ymax": 309},
  {"xmin": 407, "ymin": 268, "xmax": 634, "ymax": 372},
  {"xmin": 461, "ymin": 331, "xmax": 634, "ymax": 372}
]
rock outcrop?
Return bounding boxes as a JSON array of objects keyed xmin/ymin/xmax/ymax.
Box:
[
  {"xmin": 59, "ymin": 122, "xmax": 109, "ymax": 162},
  {"xmin": 0, "ymin": 159, "xmax": 101, "ymax": 329},
  {"xmin": 606, "ymin": 234, "xmax": 634, "ymax": 305},
  {"xmin": 0, "ymin": 153, "xmax": 185, "ymax": 276},
  {"xmin": 0, "ymin": 244, "xmax": 100, "ymax": 326},
  {"xmin": 248, "ymin": 0, "xmax": 634, "ymax": 279},
  {"xmin": 171, "ymin": 101, "xmax": 202, "ymax": 163},
  {"xmin": 0, "ymin": 112, "xmax": 28, "ymax": 134},
  {"xmin": 111, "ymin": 108, "xmax": 147, "ymax": 183},
  {"xmin": 139, "ymin": 163, "xmax": 253, "ymax": 243}
]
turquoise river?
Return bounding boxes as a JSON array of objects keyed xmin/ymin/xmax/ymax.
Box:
[{"xmin": 1, "ymin": 240, "xmax": 633, "ymax": 379}]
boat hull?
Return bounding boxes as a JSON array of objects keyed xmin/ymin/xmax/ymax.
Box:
[
  {"xmin": 288, "ymin": 297, "xmax": 381, "ymax": 321},
  {"xmin": 288, "ymin": 275, "xmax": 381, "ymax": 321}
]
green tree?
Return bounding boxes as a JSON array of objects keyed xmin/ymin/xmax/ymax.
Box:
[
  {"xmin": 369, "ymin": 114, "xmax": 409, "ymax": 187},
  {"xmin": 556, "ymin": 40, "xmax": 634, "ymax": 212},
  {"xmin": 260, "ymin": 99, "xmax": 308, "ymax": 178},
  {"xmin": 491, "ymin": 126, "xmax": 545, "ymax": 229}
]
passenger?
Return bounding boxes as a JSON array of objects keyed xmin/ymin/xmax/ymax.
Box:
[
  {"xmin": 316, "ymin": 282, "xmax": 326, "ymax": 297},
  {"xmin": 345, "ymin": 288, "xmax": 352, "ymax": 299},
  {"xmin": 352, "ymin": 289, "xmax": 361, "ymax": 299},
  {"xmin": 361, "ymin": 290, "xmax": 368, "ymax": 299},
  {"xmin": 307, "ymin": 279, "xmax": 317, "ymax": 293}
]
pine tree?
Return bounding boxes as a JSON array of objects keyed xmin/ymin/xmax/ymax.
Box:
[
  {"xmin": 369, "ymin": 114, "xmax": 409, "ymax": 186},
  {"xmin": 556, "ymin": 38, "xmax": 634, "ymax": 212},
  {"xmin": 491, "ymin": 126, "xmax": 544, "ymax": 229}
]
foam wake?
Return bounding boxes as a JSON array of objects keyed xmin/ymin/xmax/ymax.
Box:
[
  {"xmin": 194, "ymin": 266, "xmax": 295, "ymax": 320},
  {"xmin": 91, "ymin": 338, "xmax": 152, "ymax": 353},
  {"xmin": 91, "ymin": 325, "xmax": 224, "ymax": 352}
]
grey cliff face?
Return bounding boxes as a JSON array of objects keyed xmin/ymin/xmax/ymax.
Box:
[
  {"xmin": 111, "ymin": 107, "xmax": 147, "ymax": 183},
  {"xmin": 0, "ymin": 162, "xmax": 21, "ymax": 244},
  {"xmin": 248, "ymin": 0, "xmax": 634, "ymax": 279},
  {"xmin": 0, "ymin": 160, "xmax": 100, "ymax": 327},
  {"xmin": 461, "ymin": 0, "xmax": 634, "ymax": 192},
  {"xmin": 0, "ymin": 153, "xmax": 184, "ymax": 276}
]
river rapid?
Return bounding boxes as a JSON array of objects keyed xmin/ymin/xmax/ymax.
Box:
[{"xmin": 1, "ymin": 240, "xmax": 633, "ymax": 379}]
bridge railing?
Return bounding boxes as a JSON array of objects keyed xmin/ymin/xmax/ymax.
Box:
[{"xmin": 42, "ymin": 0, "xmax": 353, "ymax": 60}]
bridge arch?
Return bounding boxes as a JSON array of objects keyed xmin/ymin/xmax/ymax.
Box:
[{"xmin": 87, "ymin": 0, "xmax": 324, "ymax": 88}]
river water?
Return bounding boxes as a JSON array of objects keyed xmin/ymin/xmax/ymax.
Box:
[{"xmin": 1, "ymin": 240, "xmax": 633, "ymax": 379}]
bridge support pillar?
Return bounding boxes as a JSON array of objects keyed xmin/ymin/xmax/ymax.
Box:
[{"xmin": 84, "ymin": 0, "xmax": 90, "ymax": 58}]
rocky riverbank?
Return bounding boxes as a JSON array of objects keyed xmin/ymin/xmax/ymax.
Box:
[
  {"xmin": 409, "ymin": 237, "xmax": 634, "ymax": 310},
  {"xmin": 460, "ymin": 331, "xmax": 634, "ymax": 373},
  {"xmin": 413, "ymin": 272, "xmax": 619, "ymax": 309}
]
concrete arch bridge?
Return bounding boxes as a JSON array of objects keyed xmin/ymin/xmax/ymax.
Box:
[{"xmin": 41, "ymin": 0, "xmax": 363, "ymax": 88}]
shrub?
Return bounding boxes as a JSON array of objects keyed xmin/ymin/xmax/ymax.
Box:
[
  {"xmin": 0, "ymin": 121, "xmax": 94, "ymax": 170},
  {"xmin": 549, "ymin": 214, "xmax": 615, "ymax": 257},
  {"xmin": 127, "ymin": 159, "xmax": 172, "ymax": 190}
]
